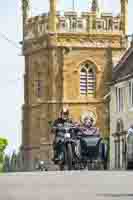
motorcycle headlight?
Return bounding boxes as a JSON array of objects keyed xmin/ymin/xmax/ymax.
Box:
[{"xmin": 65, "ymin": 133, "xmax": 71, "ymax": 138}]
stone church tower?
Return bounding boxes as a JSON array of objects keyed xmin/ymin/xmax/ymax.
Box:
[{"xmin": 21, "ymin": 0, "xmax": 128, "ymax": 169}]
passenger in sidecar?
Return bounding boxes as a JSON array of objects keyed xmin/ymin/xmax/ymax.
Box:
[{"xmin": 73, "ymin": 116, "xmax": 108, "ymax": 170}]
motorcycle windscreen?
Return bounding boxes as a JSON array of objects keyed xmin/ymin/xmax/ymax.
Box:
[{"xmin": 80, "ymin": 137, "xmax": 102, "ymax": 159}]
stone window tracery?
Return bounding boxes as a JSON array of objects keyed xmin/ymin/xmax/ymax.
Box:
[{"xmin": 80, "ymin": 62, "xmax": 96, "ymax": 96}]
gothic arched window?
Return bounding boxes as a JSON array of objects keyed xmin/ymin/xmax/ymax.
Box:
[{"xmin": 80, "ymin": 62, "xmax": 96, "ymax": 95}]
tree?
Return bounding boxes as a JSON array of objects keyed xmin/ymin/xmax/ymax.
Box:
[
  {"xmin": 0, "ymin": 137, "xmax": 8, "ymax": 150},
  {"xmin": 0, "ymin": 137, "xmax": 8, "ymax": 172}
]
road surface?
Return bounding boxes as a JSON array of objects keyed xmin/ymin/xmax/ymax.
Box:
[{"xmin": 0, "ymin": 171, "xmax": 133, "ymax": 200}]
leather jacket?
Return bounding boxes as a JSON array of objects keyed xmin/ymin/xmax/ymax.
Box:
[{"xmin": 52, "ymin": 118, "xmax": 73, "ymax": 134}]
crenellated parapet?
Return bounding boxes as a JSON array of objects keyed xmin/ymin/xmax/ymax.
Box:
[
  {"xmin": 24, "ymin": 11, "xmax": 122, "ymax": 41},
  {"xmin": 24, "ymin": 13, "xmax": 49, "ymax": 40}
]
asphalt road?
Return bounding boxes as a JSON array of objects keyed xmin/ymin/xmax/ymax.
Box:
[{"xmin": 0, "ymin": 171, "xmax": 133, "ymax": 200}]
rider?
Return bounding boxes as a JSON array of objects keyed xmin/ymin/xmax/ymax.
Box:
[{"xmin": 52, "ymin": 107, "xmax": 73, "ymax": 162}]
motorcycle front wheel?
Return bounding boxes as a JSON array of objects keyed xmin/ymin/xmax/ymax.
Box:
[{"xmin": 66, "ymin": 143, "xmax": 73, "ymax": 170}]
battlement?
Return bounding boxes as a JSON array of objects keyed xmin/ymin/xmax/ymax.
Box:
[{"xmin": 24, "ymin": 11, "xmax": 121, "ymax": 41}]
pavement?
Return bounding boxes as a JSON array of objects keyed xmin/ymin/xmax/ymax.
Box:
[{"xmin": 0, "ymin": 171, "xmax": 133, "ymax": 200}]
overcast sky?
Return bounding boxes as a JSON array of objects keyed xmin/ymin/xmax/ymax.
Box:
[{"xmin": 0, "ymin": 0, "xmax": 133, "ymax": 155}]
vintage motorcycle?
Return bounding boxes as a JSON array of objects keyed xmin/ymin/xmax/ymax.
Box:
[
  {"xmin": 53, "ymin": 122, "xmax": 77, "ymax": 170},
  {"xmin": 53, "ymin": 123, "xmax": 108, "ymax": 170}
]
